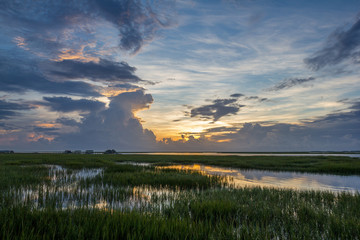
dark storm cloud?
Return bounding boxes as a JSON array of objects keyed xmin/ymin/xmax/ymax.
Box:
[
  {"xmin": 0, "ymin": 100, "xmax": 34, "ymax": 119},
  {"xmin": 42, "ymin": 97, "xmax": 106, "ymax": 113},
  {"xmin": 266, "ymin": 77, "xmax": 316, "ymax": 91},
  {"xmin": 0, "ymin": 0, "xmax": 174, "ymax": 54},
  {"xmin": 49, "ymin": 59, "xmax": 144, "ymax": 83},
  {"xmin": 304, "ymin": 18, "xmax": 360, "ymax": 70},
  {"xmin": 0, "ymin": 58, "xmax": 100, "ymax": 96},
  {"xmin": 190, "ymin": 98, "xmax": 244, "ymax": 122}
]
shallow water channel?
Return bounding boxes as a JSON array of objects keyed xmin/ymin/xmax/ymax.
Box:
[
  {"xmin": 8, "ymin": 163, "xmax": 359, "ymax": 211},
  {"xmin": 159, "ymin": 164, "xmax": 360, "ymax": 193}
]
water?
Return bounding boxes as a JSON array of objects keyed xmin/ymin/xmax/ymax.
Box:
[
  {"xmin": 116, "ymin": 161, "xmax": 152, "ymax": 167},
  {"xmin": 122, "ymin": 152, "xmax": 360, "ymax": 158},
  {"xmin": 159, "ymin": 164, "xmax": 360, "ymax": 193},
  {"xmin": 8, "ymin": 164, "xmax": 359, "ymax": 211},
  {"xmin": 10, "ymin": 165, "xmax": 179, "ymax": 211}
]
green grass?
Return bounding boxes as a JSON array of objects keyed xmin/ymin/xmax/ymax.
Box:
[
  {"xmin": 0, "ymin": 153, "xmax": 359, "ymax": 239},
  {"xmin": 1, "ymin": 207, "xmax": 237, "ymax": 240},
  {"xmin": 1, "ymin": 188, "xmax": 359, "ymax": 239},
  {"xmin": 1, "ymin": 153, "xmax": 359, "ymax": 175},
  {"xmin": 96, "ymin": 164, "xmax": 226, "ymax": 189}
]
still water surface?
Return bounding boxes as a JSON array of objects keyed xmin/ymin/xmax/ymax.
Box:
[
  {"xmin": 11, "ymin": 164, "xmax": 360, "ymax": 211},
  {"xmin": 124, "ymin": 152, "xmax": 360, "ymax": 158},
  {"xmin": 159, "ymin": 164, "xmax": 360, "ymax": 193}
]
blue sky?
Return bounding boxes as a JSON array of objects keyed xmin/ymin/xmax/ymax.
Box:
[{"xmin": 0, "ymin": 0, "xmax": 359, "ymax": 151}]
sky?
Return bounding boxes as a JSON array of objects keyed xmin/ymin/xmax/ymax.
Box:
[{"xmin": 0, "ymin": 0, "xmax": 359, "ymax": 152}]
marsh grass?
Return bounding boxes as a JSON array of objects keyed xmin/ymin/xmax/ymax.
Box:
[
  {"xmin": 1, "ymin": 153, "xmax": 359, "ymax": 174},
  {"xmin": 0, "ymin": 154, "xmax": 360, "ymax": 239},
  {"xmin": 100, "ymin": 165, "xmax": 227, "ymax": 189},
  {"xmin": 1, "ymin": 188, "xmax": 359, "ymax": 239}
]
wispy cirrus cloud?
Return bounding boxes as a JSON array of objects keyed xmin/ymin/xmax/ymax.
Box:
[
  {"xmin": 304, "ymin": 18, "xmax": 360, "ymax": 70},
  {"xmin": 266, "ymin": 77, "xmax": 316, "ymax": 91},
  {"xmin": 244, "ymin": 96, "xmax": 268, "ymax": 102}
]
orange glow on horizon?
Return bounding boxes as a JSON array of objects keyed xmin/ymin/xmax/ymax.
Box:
[{"xmin": 216, "ymin": 139, "xmax": 232, "ymax": 143}]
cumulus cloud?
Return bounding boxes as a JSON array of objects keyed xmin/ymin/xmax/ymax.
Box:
[
  {"xmin": 158, "ymin": 135, "xmax": 217, "ymax": 152},
  {"xmin": 190, "ymin": 98, "xmax": 244, "ymax": 122},
  {"xmin": 203, "ymin": 100, "xmax": 360, "ymax": 151},
  {"xmin": 161, "ymin": 99, "xmax": 360, "ymax": 152},
  {"xmin": 0, "ymin": 0, "xmax": 176, "ymax": 151},
  {"xmin": 0, "ymin": 91, "xmax": 156, "ymax": 151},
  {"xmin": 266, "ymin": 77, "xmax": 316, "ymax": 91},
  {"xmin": 57, "ymin": 90, "xmax": 157, "ymax": 150},
  {"xmin": 41, "ymin": 97, "xmax": 106, "ymax": 113},
  {"xmin": 304, "ymin": 18, "xmax": 360, "ymax": 70}
]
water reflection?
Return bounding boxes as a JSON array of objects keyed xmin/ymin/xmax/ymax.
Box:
[
  {"xmin": 8, "ymin": 164, "xmax": 359, "ymax": 212},
  {"xmin": 123, "ymin": 152, "xmax": 360, "ymax": 158},
  {"xmin": 116, "ymin": 162, "xmax": 151, "ymax": 167},
  {"xmin": 10, "ymin": 165, "xmax": 181, "ymax": 211},
  {"xmin": 159, "ymin": 164, "xmax": 360, "ymax": 193}
]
